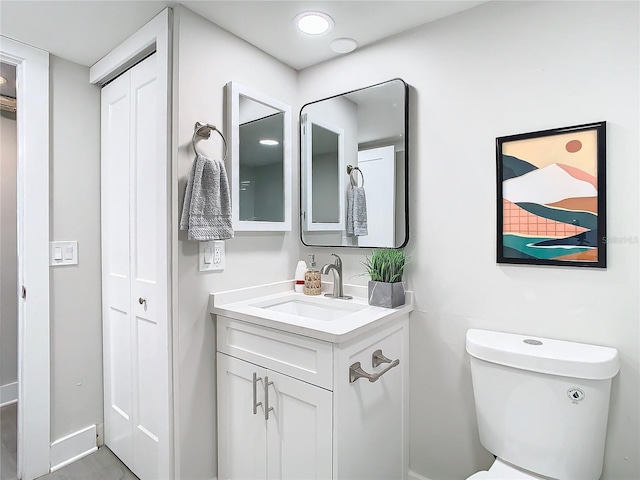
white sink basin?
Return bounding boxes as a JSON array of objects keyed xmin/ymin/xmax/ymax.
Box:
[
  {"xmin": 210, "ymin": 281, "xmax": 413, "ymax": 343},
  {"xmin": 251, "ymin": 295, "xmax": 366, "ymax": 321}
]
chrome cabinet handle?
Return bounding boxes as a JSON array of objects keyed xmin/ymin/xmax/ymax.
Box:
[
  {"xmin": 252, "ymin": 372, "xmax": 263, "ymax": 415},
  {"xmin": 264, "ymin": 376, "xmax": 274, "ymax": 420},
  {"xmin": 139, "ymin": 297, "xmax": 146, "ymax": 305},
  {"xmin": 349, "ymin": 349, "xmax": 400, "ymax": 383}
]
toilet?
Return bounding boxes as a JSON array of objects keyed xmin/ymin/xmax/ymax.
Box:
[{"xmin": 465, "ymin": 329, "xmax": 620, "ymax": 480}]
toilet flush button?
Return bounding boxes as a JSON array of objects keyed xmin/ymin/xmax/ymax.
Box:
[
  {"xmin": 524, "ymin": 339, "xmax": 543, "ymax": 345},
  {"xmin": 568, "ymin": 388, "xmax": 585, "ymax": 403}
]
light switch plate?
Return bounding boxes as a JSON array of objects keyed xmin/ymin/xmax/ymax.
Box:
[
  {"xmin": 50, "ymin": 241, "xmax": 78, "ymax": 266},
  {"xmin": 199, "ymin": 240, "xmax": 225, "ymax": 272}
]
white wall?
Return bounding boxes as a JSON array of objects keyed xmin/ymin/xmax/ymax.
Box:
[
  {"xmin": 299, "ymin": 2, "xmax": 639, "ymax": 479},
  {"xmin": 49, "ymin": 55, "xmax": 103, "ymax": 441},
  {"xmin": 0, "ymin": 114, "xmax": 18, "ymax": 391},
  {"xmin": 172, "ymin": 7, "xmax": 299, "ymax": 479}
]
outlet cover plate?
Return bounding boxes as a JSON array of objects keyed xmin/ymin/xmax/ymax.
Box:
[
  {"xmin": 50, "ymin": 241, "xmax": 78, "ymax": 266},
  {"xmin": 199, "ymin": 240, "xmax": 225, "ymax": 272}
]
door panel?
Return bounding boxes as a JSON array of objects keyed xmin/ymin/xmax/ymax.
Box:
[
  {"xmin": 217, "ymin": 354, "xmax": 268, "ymax": 480},
  {"xmin": 133, "ymin": 315, "xmax": 159, "ymax": 480},
  {"xmin": 101, "ymin": 70, "xmax": 133, "ymax": 468},
  {"xmin": 129, "ymin": 53, "xmax": 161, "ymax": 480},
  {"xmin": 131, "ymin": 56, "xmax": 158, "ymax": 284},
  {"xmin": 357, "ymin": 146, "xmax": 395, "ymax": 247},
  {"xmin": 267, "ymin": 370, "xmax": 332, "ymax": 480}
]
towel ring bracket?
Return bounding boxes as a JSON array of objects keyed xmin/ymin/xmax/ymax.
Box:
[{"xmin": 192, "ymin": 121, "xmax": 228, "ymax": 161}]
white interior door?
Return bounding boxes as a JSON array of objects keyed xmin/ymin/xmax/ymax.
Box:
[
  {"xmin": 357, "ymin": 146, "xmax": 396, "ymax": 247},
  {"xmin": 217, "ymin": 354, "xmax": 267, "ymax": 480},
  {"xmin": 266, "ymin": 370, "xmax": 332, "ymax": 480},
  {"xmin": 101, "ymin": 52, "xmax": 169, "ymax": 480}
]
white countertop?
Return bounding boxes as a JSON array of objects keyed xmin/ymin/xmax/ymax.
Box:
[{"xmin": 209, "ymin": 280, "xmax": 414, "ymax": 343}]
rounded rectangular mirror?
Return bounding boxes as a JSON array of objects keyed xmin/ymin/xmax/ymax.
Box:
[
  {"xmin": 300, "ymin": 78, "xmax": 409, "ymax": 248},
  {"xmin": 226, "ymin": 82, "xmax": 292, "ymax": 231}
]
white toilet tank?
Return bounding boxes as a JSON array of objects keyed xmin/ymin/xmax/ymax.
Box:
[{"xmin": 466, "ymin": 329, "xmax": 619, "ymax": 480}]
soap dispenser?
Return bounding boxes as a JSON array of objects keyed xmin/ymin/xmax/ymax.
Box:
[{"xmin": 304, "ymin": 254, "xmax": 321, "ymax": 296}]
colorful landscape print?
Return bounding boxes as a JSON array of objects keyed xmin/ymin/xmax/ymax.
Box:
[{"xmin": 500, "ymin": 128, "xmax": 602, "ymax": 265}]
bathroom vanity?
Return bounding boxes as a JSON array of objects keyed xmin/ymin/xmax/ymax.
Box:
[{"xmin": 209, "ymin": 281, "xmax": 413, "ymax": 480}]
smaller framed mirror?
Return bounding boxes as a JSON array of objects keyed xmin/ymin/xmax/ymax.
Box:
[{"xmin": 226, "ymin": 82, "xmax": 292, "ymax": 231}]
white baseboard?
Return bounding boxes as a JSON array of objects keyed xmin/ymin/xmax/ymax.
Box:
[
  {"xmin": 408, "ymin": 470, "xmax": 434, "ymax": 480},
  {"xmin": 0, "ymin": 382, "xmax": 18, "ymax": 406},
  {"xmin": 50, "ymin": 424, "xmax": 98, "ymax": 472}
]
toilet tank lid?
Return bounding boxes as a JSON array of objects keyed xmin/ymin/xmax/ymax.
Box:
[{"xmin": 466, "ymin": 329, "xmax": 620, "ymax": 380}]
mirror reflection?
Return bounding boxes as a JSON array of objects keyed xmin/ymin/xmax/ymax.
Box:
[
  {"xmin": 300, "ymin": 78, "xmax": 408, "ymax": 248},
  {"xmin": 239, "ymin": 99, "xmax": 284, "ymax": 222},
  {"xmin": 227, "ymin": 82, "xmax": 292, "ymax": 231}
]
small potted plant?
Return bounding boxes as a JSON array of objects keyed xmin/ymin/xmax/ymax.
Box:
[{"xmin": 363, "ymin": 248, "xmax": 407, "ymax": 308}]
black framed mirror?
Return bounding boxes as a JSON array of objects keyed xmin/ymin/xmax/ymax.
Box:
[{"xmin": 300, "ymin": 78, "xmax": 409, "ymax": 248}]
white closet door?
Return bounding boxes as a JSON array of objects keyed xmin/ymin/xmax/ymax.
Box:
[
  {"xmin": 101, "ymin": 70, "xmax": 134, "ymax": 469},
  {"xmin": 101, "ymin": 53, "xmax": 169, "ymax": 479}
]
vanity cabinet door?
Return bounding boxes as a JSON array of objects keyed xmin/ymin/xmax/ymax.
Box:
[
  {"xmin": 218, "ymin": 353, "xmax": 333, "ymax": 480},
  {"xmin": 217, "ymin": 353, "xmax": 267, "ymax": 480},
  {"xmin": 266, "ymin": 370, "xmax": 333, "ymax": 480}
]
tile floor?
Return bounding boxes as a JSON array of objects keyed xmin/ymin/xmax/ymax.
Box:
[{"xmin": 0, "ymin": 404, "xmax": 138, "ymax": 480}]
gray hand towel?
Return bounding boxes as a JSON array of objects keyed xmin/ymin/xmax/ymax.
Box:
[
  {"xmin": 180, "ymin": 154, "xmax": 234, "ymax": 241},
  {"xmin": 347, "ymin": 186, "xmax": 368, "ymax": 236}
]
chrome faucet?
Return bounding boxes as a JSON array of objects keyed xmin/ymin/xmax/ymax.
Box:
[{"xmin": 320, "ymin": 254, "xmax": 353, "ymax": 300}]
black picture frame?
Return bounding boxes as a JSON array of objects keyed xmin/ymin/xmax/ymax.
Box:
[{"xmin": 496, "ymin": 121, "xmax": 606, "ymax": 268}]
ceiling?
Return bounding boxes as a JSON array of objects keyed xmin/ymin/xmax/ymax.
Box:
[{"xmin": 0, "ymin": 1, "xmax": 486, "ymax": 71}]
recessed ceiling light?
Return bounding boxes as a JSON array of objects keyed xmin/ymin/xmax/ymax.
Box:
[
  {"xmin": 0, "ymin": 76, "xmax": 7, "ymax": 85},
  {"xmin": 330, "ymin": 38, "xmax": 358, "ymax": 54},
  {"xmin": 259, "ymin": 139, "xmax": 279, "ymax": 146},
  {"xmin": 295, "ymin": 12, "xmax": 334, "ymax": 35}
]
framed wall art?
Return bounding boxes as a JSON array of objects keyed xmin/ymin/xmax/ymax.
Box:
[{"xmin": 496, "ymin": 121, "xmax": 606, "ymax": 268}]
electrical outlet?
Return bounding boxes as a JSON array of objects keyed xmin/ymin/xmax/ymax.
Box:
[{"xmin": 199, "ymin": 240, "xmax": 225, "ymax": 272}]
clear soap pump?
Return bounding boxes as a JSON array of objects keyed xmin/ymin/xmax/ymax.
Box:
[{"xmin": 304, "ymin": 254, "xmax": 321, "ymax": 296}]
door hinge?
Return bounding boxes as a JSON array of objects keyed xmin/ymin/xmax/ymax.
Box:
[{"xmin": 21, "ymin": 285, "xmax": 26, "ymax": 299}]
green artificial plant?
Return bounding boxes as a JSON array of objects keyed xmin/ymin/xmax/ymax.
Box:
[{"xmin": 363, "ymin": 248, "xmax": 407, "ymax": 284}]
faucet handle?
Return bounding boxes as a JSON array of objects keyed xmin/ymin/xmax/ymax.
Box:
[{"xmin": 331, "ymin": 253, "xmax": 342, "ymax": 267}]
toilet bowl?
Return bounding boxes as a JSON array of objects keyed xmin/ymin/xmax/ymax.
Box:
[{"xmin": 467, "ymin": 458, "xmax": 549, "ymax": 480}]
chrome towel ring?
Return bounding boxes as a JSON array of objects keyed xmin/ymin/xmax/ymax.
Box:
[
  {"xmin": 346, "ymin": 164, "xmax": 365, "ymax": 187},
  {"xmin": 192, "ymin": 121, "xmax": 228, "ymax": 160}
]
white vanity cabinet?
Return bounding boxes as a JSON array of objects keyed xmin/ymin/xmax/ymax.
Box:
[{"xmin": 215, "ymin": 312, "xmax": 410, "ymax": 480}]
